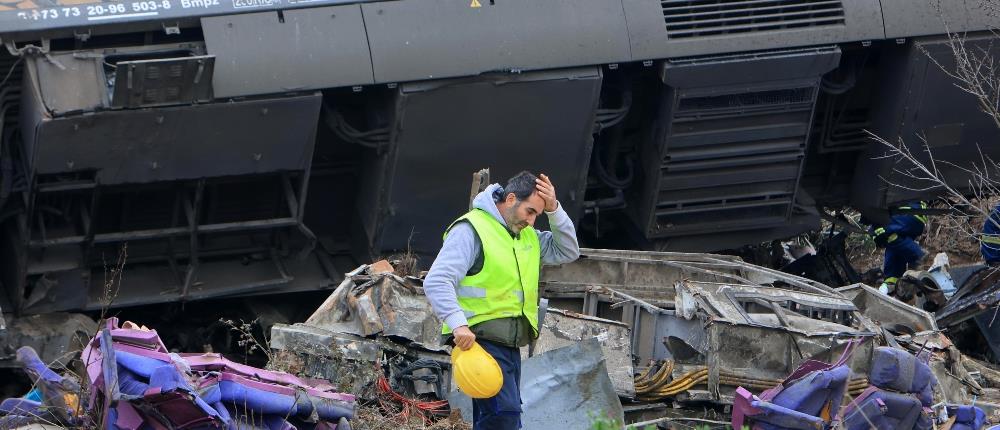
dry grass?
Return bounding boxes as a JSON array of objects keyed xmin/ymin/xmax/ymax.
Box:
[
  {"xmin": 921, "ymin": 208, "xmax": 988, "ymax": 267},
  {"xmin": 351, "ymin": 401, "xmax": 470, "ymax": 430}
]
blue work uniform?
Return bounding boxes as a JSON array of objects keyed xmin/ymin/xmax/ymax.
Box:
[
  {"xmin": 870, "ymin": 202, "xmax": 928, "ymax": 284},
  {"xmin": 982, "ymin": 203, "xmax": 1000, "ymax": 264}
]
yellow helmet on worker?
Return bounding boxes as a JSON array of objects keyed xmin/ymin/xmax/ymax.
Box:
[{"xmin": 451, "ymin": 342, "xmax": 503, "ymax": 398}]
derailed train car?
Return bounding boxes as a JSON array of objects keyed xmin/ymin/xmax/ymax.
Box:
[{"xmin": 0, "ymin": 1, "xmax": 998, "ymax": 359}]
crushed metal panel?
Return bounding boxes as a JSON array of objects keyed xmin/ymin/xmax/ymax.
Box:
[
  {"xmin": 377, "ymin": 276, "xmax": 446, "ymax": 349},
  {"xmin": 302, "ymin": 268, "xmax": 365, "ymax": 334},
  {"xmin": 938, "ymin": 267, "xmax": 1000, "ymax": 328},
  {"xmin": 0, "ymin": 313, "xmax": 96, "ymax": 368},
  {"xmin": 303, "ymin": 266, "xmax": 446, "ymax": 351},
  {"xmin": 838, "ymin": 283, "xmax": 938, "ymax": 333},
  {"xmin": 669, "ymin": 280, "xmax": 876, "ymax": 404},
  {"xmin": 705, "ymin": 322, "xmax": 874, "ymax": 403},
  {"xmin": 655, "ymin": 310, "xmax": 708, "ymax": 363},
  {"xmin": 541, "ymin": 248, "xmax": 747, "ymax": 304},
  {"xmin": 450, "ymin": 339, "xmax": 624, "ymax": 429},
  {"xmin": 526, "ymin": 308, "xmax": 634, "ymax": 397},
  {"xmin": 270, "ymin": 314, "xmax": 452, "ymax": 399},
  {"xmin": 202, "ymin": 4, "xmax": 374, "ymax": 98},
  {"xmin": 676, "ymin": 281, "xmax": 858, "ymax": 335},
  {"xmin": 541, "ymin": 248, "xmax": 836, "ymax": 308},
  {"xmin": 30, "ymin": 52, "xmax": 108, "ymax": 114}
]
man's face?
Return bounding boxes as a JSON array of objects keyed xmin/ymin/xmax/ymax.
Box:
[{"xmin": 501, "ymin": 192, "xmax": 545, "ymax": 234}]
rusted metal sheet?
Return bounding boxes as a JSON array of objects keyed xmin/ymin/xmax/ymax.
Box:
[
  {"xmin": 526, "ymin": 308, "xmax": 634, "ymax": 397},
  {"xmin": 302, "ymin": 263, "xmax": 445, "ymax": 351}
]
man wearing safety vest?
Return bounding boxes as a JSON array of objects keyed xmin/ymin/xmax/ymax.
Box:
[
  {"xmin": 980, "ymin": 203, "xmax": 1000, "ymax": 265},
  {"xmin": 868, "ymin": 201, "xmax": 928, "ymax": 295},
  {"xmin": 424, "ymin": 171, "xmax": 580, "ymax": 429}
]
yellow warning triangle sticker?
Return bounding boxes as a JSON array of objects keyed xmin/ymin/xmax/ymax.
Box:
[{"xmin": 470, "ymin": 0, "xmax": 481, "ymax": 8}]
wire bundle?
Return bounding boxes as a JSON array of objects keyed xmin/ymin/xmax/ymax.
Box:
[
  {"xmin": 375, "ymin": 373, "xmax": 450, "ymax": 425},
  {"xmin": 321, "ymin": 103, "xmax": 390, "ymax": 149},
  {"xmin": 634, "ymin": 361, "xmax": 710, "ymax": 400},
  {"xmin": 593, "ymin": 90, "xmax": 633, "ymax": 133},
  {"xmin": 633, "ymin": 363, "xmax": 870, "ymax": 401}
]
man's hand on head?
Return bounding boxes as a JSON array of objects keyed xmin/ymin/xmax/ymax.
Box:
[
  {"xmin": 536, "ymin": 174, "xmax": 558, "ymax": 212},
  {"xmin": 453, "ymin": 325, "xmax": 477, "ymax": 350}
]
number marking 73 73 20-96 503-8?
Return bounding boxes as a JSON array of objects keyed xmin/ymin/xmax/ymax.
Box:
[{"xmin": 15, "ymin": 1, "xmax": 174, "ymax": 22}]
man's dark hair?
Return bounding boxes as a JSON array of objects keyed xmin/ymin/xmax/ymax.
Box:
[{"xmin": 498, "ymin": 171, "xmax": 538, "ymax": 202}]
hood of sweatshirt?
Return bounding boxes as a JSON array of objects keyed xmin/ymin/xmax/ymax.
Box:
[{"xmin": 471, "ymin": 183, "xmax": 509, "ymax": 228}]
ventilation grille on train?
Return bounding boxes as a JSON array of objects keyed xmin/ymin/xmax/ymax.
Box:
[
  {"xmin": 678, "ymin": 88, "xmax": 815, "ymax": 112},
  {"xmin": 647, "ymin": 84, "xmax": 819, "ymax": 237},
  {"xmin": 662, "ymin": 0, "xmax": 847, "ymax": 39}
]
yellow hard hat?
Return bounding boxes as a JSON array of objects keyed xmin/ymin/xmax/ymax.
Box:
[{"xmin": 451, "ymin": 342, "xmax": 503, "ymax": 399}]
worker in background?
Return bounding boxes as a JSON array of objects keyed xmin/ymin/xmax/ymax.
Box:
[
  {"xmin": 869, "ymin": 201, "xmax": 928, "ymax": 294},
  {"xmin": 980, "ymin": 203, "xmax": 1000, "ymax": 265},
  {"xmin": 423, "ymin": 171, "xmax": 580, "ymax": 429}
]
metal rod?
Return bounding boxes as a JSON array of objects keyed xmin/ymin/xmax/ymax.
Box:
[
  {"xmin": 625, "ymin": 417, "xmax": 731, "ymax": 429},
  {"xmin": 181, "ymin": 180, "xmax": 204, "ymax": 301},
  {"xmin": 593, "ymin": 286, "xmax": 666, "ymax": 315}
]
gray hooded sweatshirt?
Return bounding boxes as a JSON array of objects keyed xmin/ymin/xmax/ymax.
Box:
[{"xmin": 424, "ymin": 183, "xmax": 581, "ymax": 332}]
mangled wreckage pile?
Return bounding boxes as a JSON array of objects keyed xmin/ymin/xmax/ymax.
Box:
[
  {"xmin": 5, "ymin": 249, "xmax": 1000, "ymax": 429},
  {"xmin": 0, "ymin": 319, "xmax": 357, "ymax": 429},
  {"xmin": 536, "ymin": 249, "xmax": 997, "ymax": 429},
  {"xmin": 267, "ymin": 259, "xmax": 627, "ymax": 429},
  {"xmin": 267, "ymin": 249, "xmax": 1000, "ymax": 429}
]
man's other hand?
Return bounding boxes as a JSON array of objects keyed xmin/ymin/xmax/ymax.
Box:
[
  {"xmin": 453, "ymin": 325, "xmax": 476, "ymax": 350},
  {"xmin": 536, "ymin": 173, "xmax": 558, "ymax": 212}
]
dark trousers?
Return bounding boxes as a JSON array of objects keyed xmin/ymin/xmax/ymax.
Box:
[
  {"xmin": 883, "ymin": 236, "xmax": 925, "ymax": 279},
  {"xmin": 472, "ymin": 340, "xmax": 522, "ymax": 430}
]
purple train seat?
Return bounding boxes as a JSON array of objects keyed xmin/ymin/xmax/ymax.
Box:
[
  {"xmin": 868, "ymin": 347, "xmax": 937, "ymax": 406},
  {"xmin": 947, "ymin": 405, "xmax": 986, "ymax": 430},
  {"xmin": 837, "ymin": 347, "xmax": 941, "ymax": 430},
  {"xmin": 840, "ymin": 386, "xmax": 930, "ymax": 430},
  {"xmin": 733, "ymin": 338, "xmax": 861, "ymax": 430},
  {"xmin": 82, "ymin": 317, "xmax": 356, "ymax": 430}
]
